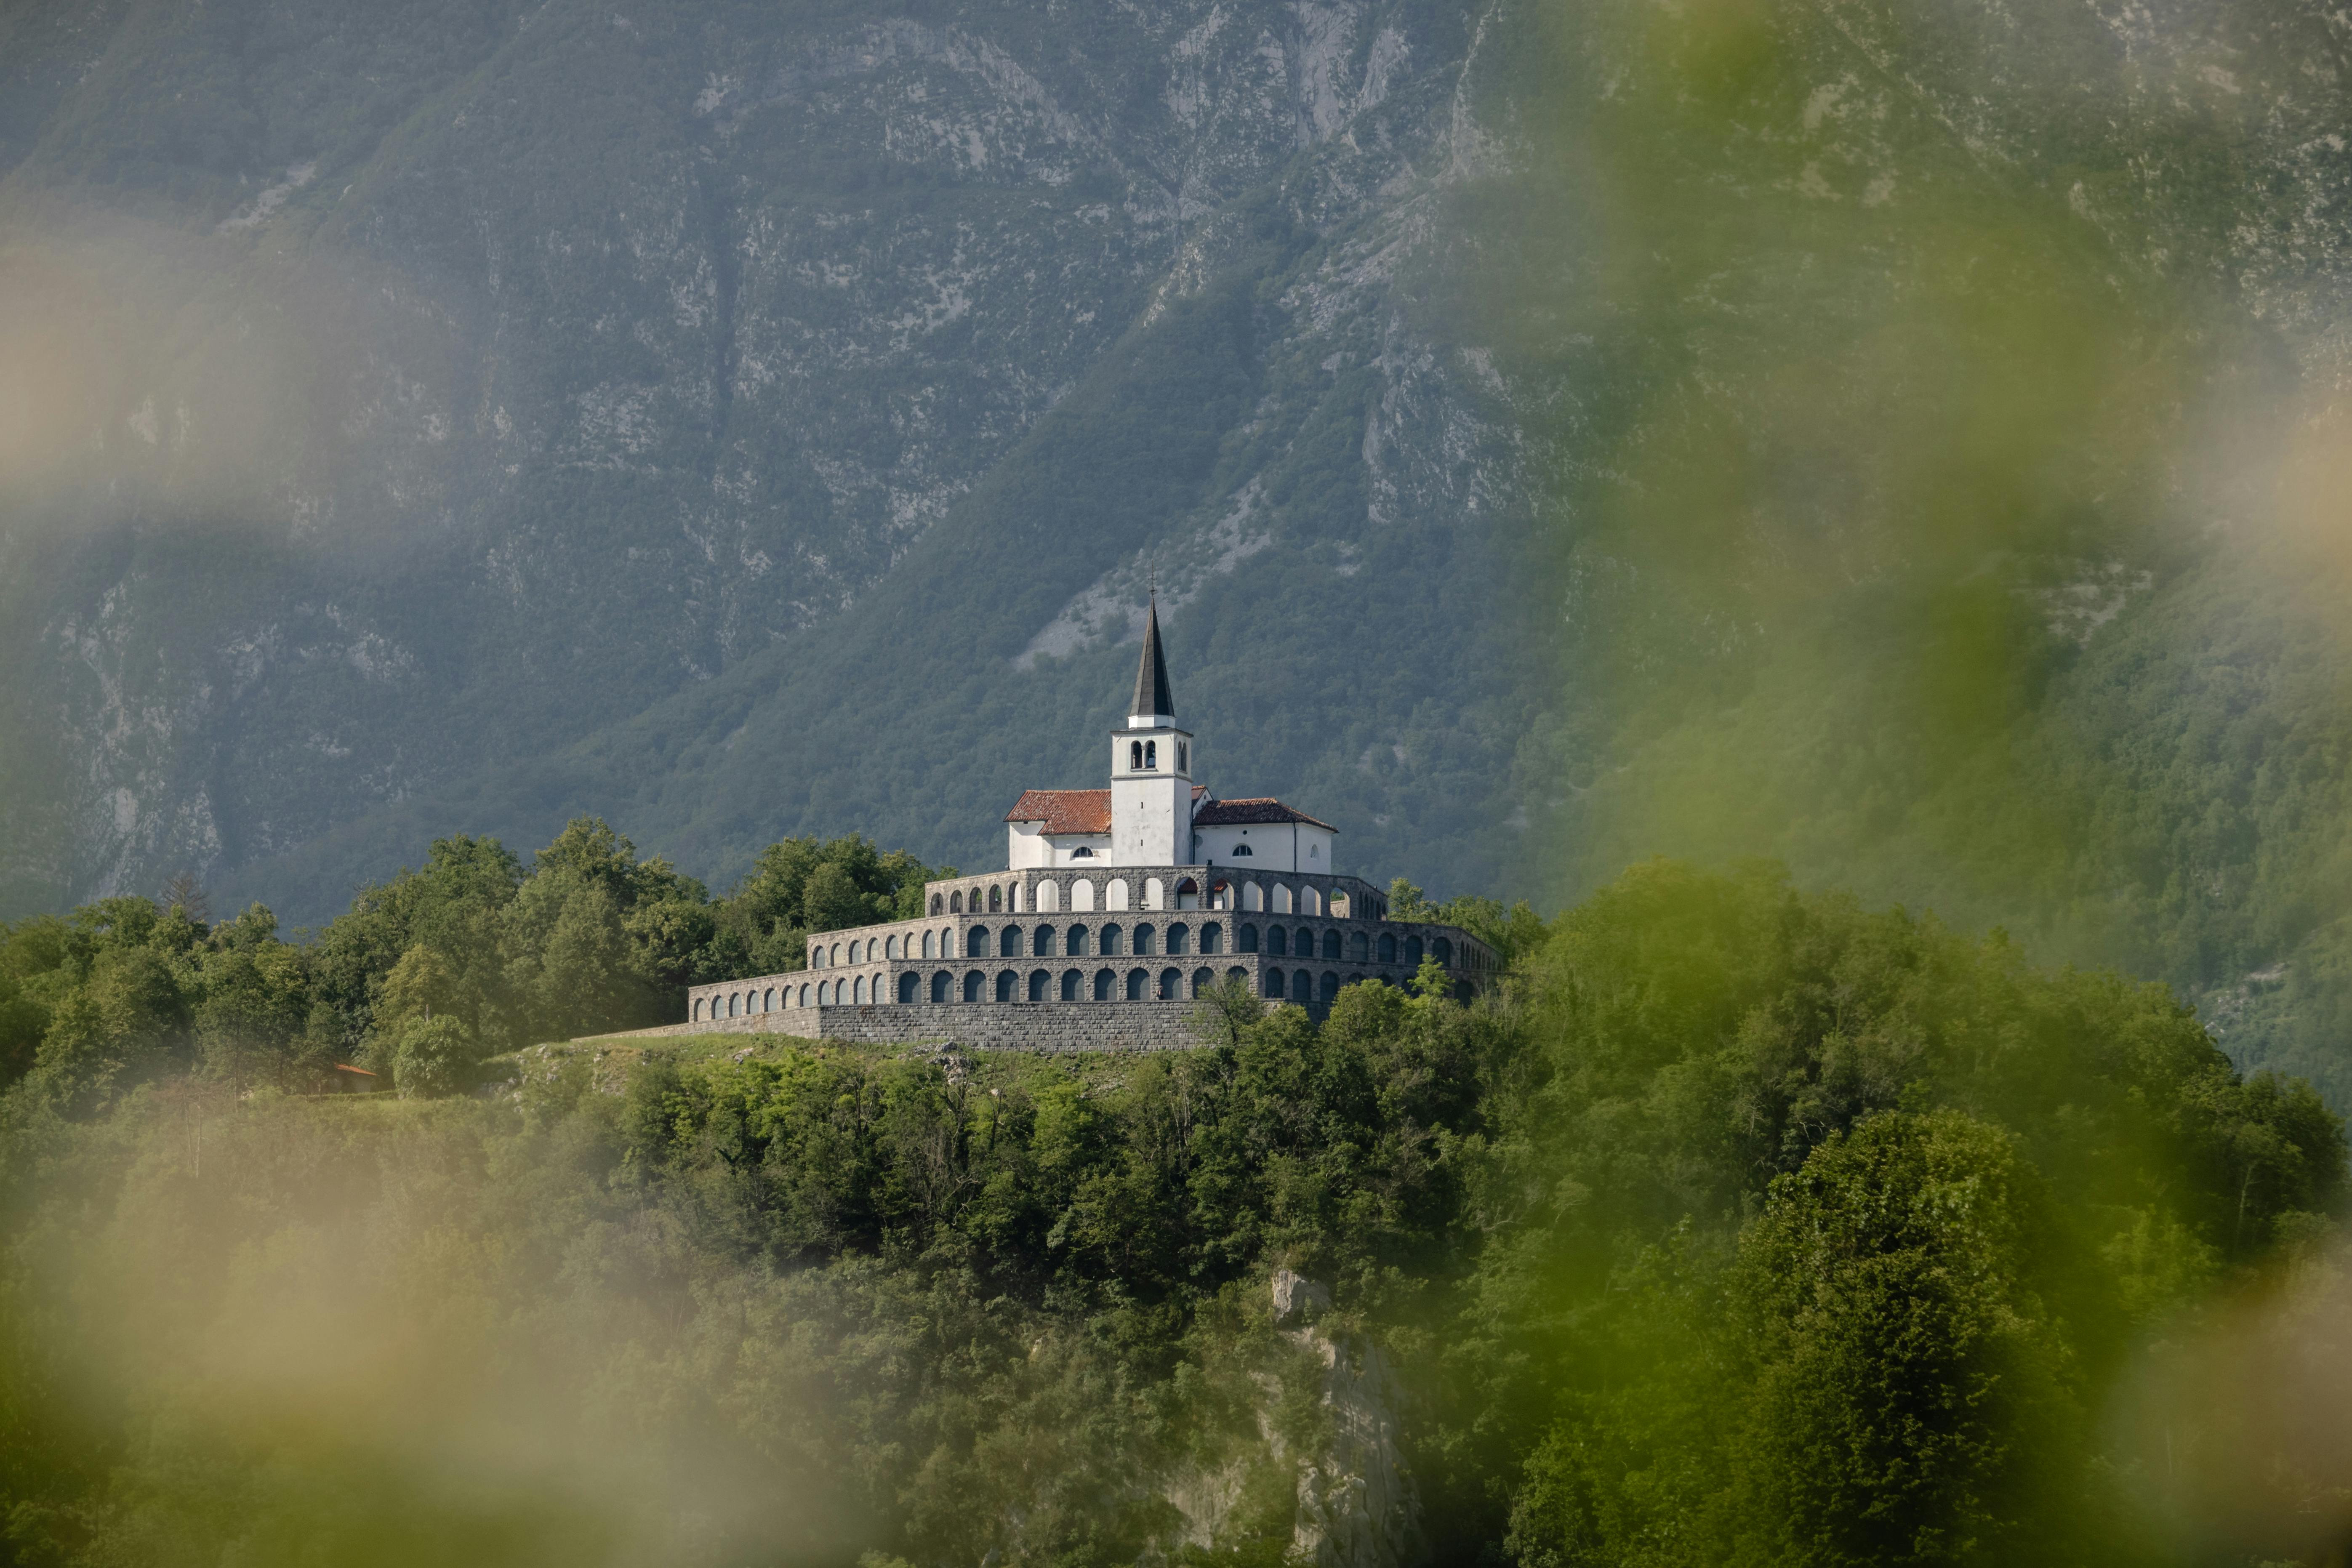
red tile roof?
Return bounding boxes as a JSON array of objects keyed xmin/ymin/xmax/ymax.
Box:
[
  {"xmin": 1004, "ymin": 789, "xmax": 1112, "ymax": 834},
  {"xmin": 1191, "ymin": 796, "xmax": 1338, "ymax": 832}
]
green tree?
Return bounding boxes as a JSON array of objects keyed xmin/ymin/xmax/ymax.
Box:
[{"xmin": 391, "ymin": 1014, "xmax": 477, "ymax": 1099}]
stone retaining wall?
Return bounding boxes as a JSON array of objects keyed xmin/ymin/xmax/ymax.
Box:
[{"xmin": 589, "ymin": 1000, "xmax": 1225, "ymax": 1053}]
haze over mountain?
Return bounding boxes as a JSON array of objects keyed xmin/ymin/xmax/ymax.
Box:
[{"xmin": 5, "ymin": 0, "xmax": 2352, "ymax": 1095}]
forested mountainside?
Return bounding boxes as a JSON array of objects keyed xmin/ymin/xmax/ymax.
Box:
[{"xmin": 5, "ymin": 0, "xmax": 2352, "ymax": 1096}]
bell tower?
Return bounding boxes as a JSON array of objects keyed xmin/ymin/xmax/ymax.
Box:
[{"xmin": 1108, "ymin": 596, "xmax": 1194, "ymax": 866}]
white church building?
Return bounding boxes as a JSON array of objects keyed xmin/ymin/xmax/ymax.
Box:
[{"xmin": 678, "ymin": 601, "xmax": 1495, "ymax": 1052}]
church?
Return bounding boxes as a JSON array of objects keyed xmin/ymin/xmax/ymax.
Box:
[{"xmin": 678, "ymin": 601, "xmax": 1496, "ymax": 1052}]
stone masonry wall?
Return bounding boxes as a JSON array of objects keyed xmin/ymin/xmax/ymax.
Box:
[{"xmin": 591, "ymin": 1001, "xmax": 1219, "ymax": 1053}]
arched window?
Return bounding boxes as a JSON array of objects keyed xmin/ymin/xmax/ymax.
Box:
[
  {"xmin": 1240, "ymin": 924, "xmax": 1259, "ymax": 953},
  {"xmin": 1209, "ymin": 881, "xmax": 1231, "ymax": 909},
  {"xmin": 1202, "ymin": 922, "xmax": 1222, "ymax": 954},
  {"xmin": 849, "ymin": 940, "xmax": 862, "ymax": 965},
  {"xmin": 799, "ymin": 984, "xmax": 812, "ymax": 1006},
  {"xmin": 930, "ymin": 893, "xmax": 944, "ymax": 916},
  {"xmin": 1226, "ymin": 966, "xmax": 1248, "ymax": 985},
  {"xmin": 1191, "ymin": 967, "xmax": 1213, "ymax": 997},
  {"xmin": 1106, "ymin": 879, "xmax": 1130, "ymax": 911},
  {"xmin": 1028, "ymin": 970, "xmax": 1048, "ymax": 1002},
  {"xmin": 831, "ymin": 943, "xmax": 842, "ymax": 966},
  {"xmin": 1320, "ymin": 972, "xmax": 1340, "ymax": 1003},
  {"xmin": 1102, "ymin": 924, "xmax": 1123, "ymax": 956},
  {"xmin": 1232, "ymin": 842, "xmax": 1254, "ymax": 857},
  {"xmin": 1130, "ymin": 741, "xmax": 1143, "ymax": 770},
  {"xmin": 1274, "ymin": 884, "xmax": 1293, "ymax": 914},
  {"xmin": 1073, "ymin": 878, "xmax": 1096, "ymax": 910},
  {"xmin": 988, "ymin": 885, "xmax": 1003, "ymax": 913},
  {"xmin": 967, "ymin": 928, "xmax": 987, "ymax": 959},
  {"xmin": 1264, "ymin": 969, "xmax": 1285, "ymax": 999},
  {"xmin": 1268, "ymin": 926, "xmax": 1288, "ymax": 956},
  {"xmin": 1167, "ymin": 923, "xmax": 1188, "ymax": 955},
  {"xmin": 693, "ymin": 998, "xmax": 704, "ymax": 1021},
  {"xmin": 918, "ymin": 930, "xmax": 931, "ymax": 959},
  {"xmin": 1243, "ymin": 881, "xmax": 1264, "ymax": 910},
  {"xmin": 1159, "ymin": 967, "xmax": 1180, "ymax": 999},
  {"xmin": 1350, "ymin": 932, "xmax": 1369, "ymax": 963},
  {"xmin": 1038, "ymin": 880, "xmax": 1060, "ymax": 912},
  {"xmin": 1067, "ymin": 925, "xmax": 1090, "ymax": 956},
  {"xmin": 1061, "ymin": 969, "xmax": 1082, "ymax": 1000},
  {"xmin": 885, "ymin": 935, "xmax": 899, "ymax": 959},
  {"xmin": 1145, "ymin": 740, "xmax": 1157, "ymax": 769},
  {"xmin": 1434, "ymin": 938, "xmax": 1453, "ymax": 965},
  {"xmin": 1126, "ymin": 968, "xmax": 1147, "ymax": 1001},
  {"xmin": 1135, "ymin": 924, "xmax": 1156, "ymax": 955},
  {"xmin": 963, "ymin": 971, "xmax": 984, "ymax": 1003},
  {"xmin": 815, "ymin": 982, "xmax": 829, "ymax": 1006},
  {"xmin": 1178, "ymin": 742, "xmax": 1188, "ymax": 772},
  {"xmin": 1143, "ymin": 877, "xmax": 1164, "ymax": 910},
  {"xmin": 764, "ymin": 988, "xmax": 775, "ymax": 1010},
  {"xmin": 1302, "ymin": 888, "xmax": 1321, "ymax": 917},
  {"xmin": 1033, "ymin": 925, "xmax": 1055, "ymax": 956},
  {"xmin": 950, "ymin": 891, "xmax": 963, "ymax": 913},
  {"xmin": 1175, "ymin": 876, "xmax": 1199, "ymax": 909},
  {"xmin": 1406, "ymin": 935, "xmax": 1423, "ymax": 966},
  {"xmin": 853, "ymin": 976, "xmax": 866, "ymax": 1004},
  {"xmin": 1378, "ymin": 933, "xmax": 1396, "ymax": 963},
  {"xmin": 898, "ymin": 972, "xmax": 918, "ymax": 1004},
  {"xmin": 995, "ymin": 970, "xmax": 1015, "ymax": 1003},
  {"xmin": 1071, "ymin": 846, "xmax": 1094, "ymax": 858},
  {"xmin": 1094, "ymin": 968, "xmax": 1115, "ymax": 1001},
  {"xmin": 999, "ymin": 926, "xmax": 1020, "ymax": 958},
  {"xmin": 1329, "ymin": 892, "xmax": 1351, "ymax": 919},
  {"xmin": 1322, "ymin": 930, "xmax": 1341, "ymax": 961},
  {"xmin": 931, "ymin": 972, "xmax": 950, "ymax": 1003}
]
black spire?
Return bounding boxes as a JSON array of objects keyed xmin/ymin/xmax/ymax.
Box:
[{"xmin": 1130, "ymin": 595, "xmax": 1175, "ymax": 720}]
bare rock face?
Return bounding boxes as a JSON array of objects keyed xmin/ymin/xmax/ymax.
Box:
[{"xmin": 1272, "ymin": 1267, "xmax": 1334, "ymax": 1326}]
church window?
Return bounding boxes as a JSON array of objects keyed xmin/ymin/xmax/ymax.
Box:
[
  {"xmin": 1094, "ymin": 968, "xmax": 1115, "ymax": 1001},
  {"xmin": 964, "ymin": 971, "xmax": 984, "ymax": 1003},
  {"xmin": 1126, "ymin": 968, "xmax": 1147, "ymax": 1001},
  {"xmin": 1268, "ymin": 926, "xmax": 1288, "ymax": 956},
  {"xmin": 1028, "ymin": 970, "xmax": 1048, "ymax": 1001},
  {"xmin": 996, "ymin": 970, "xmax": 1015, "ymax": 1003},
  {"xmin": 950, "ymin": 891, "xmax": 963, "ymax": 913},
  {"xmin": 1135, "ymin": 924, "xmax": 1156, "ymax": 955},
  {"xmin": 1321, "ymin": 972, "xmax": 1341, "ymax": 1003},
  {"xmin": 1231, "ymin": 842, "xmax": 1253, "ymax": 856},
  {"xmin": 1168, "ymin": 923, "xmax": 1188, "ymax": 955},
  {"xmin": 1406, "ymin": 936, "xmax": 1423, "ymax": 966},
  {"xmin": 1202, "ymin": 922, "xmax": 1222, "ymax": 954},
  {"xmin": 1351, "ymin": 932, "xmax": 1369, "ymax": 963},
  {"xmin": 1145, "ymin": 740, "xmax": 1157, "ymax": 769},
  {"xmin": 1322, "ymin": 930, "xmax": 1341, "ymax": 961},
  {"xmin": 1378, "ymin": 933, "xmax": 1396, "ymax": 964},
  {"xmin": 1071, "ymin": 846, "xmax": 1093, "ymax": 858},
  {"xmin": 1061, "ymin": 969, "xmax": 1081, "ymax": 1000},
  {"xmin": 988, "ymin": 886, "xmax": 1002, "ymax": 913},
  {"xmin": 931, "ymin": 972, "xmax": 949, "ymax": 1003},
  {"xmin": 1102, "ymin": 924, "xmax": 1123, "ymax": 955},
  {"xmin": 898, "ymin": 973, "xmax": 918, "ymax": 1004},
  {"xmin": 1033, "ymin": 926, "xmax": 1054, "ymax": 957},
  {"xmin": 999, "ymin": 926, "xmax": 1020, "ymax": 958},
  {"xmin": 1178, "ymin": 743, "xmax": 1188, "ymax": 772},
  {"xmin": 1309, "ymin": 843, "xmax": 1321, "ymax": 860},
  {"xmin": 1239, "ymin": 924, "xmax": 1258, "ymax": 953},
  {"xmin": 1130, "ymin": 741, "xmax": 1143, "ymax": 770},
  {"xmin": 1159, "ymin": 968, "xmax": 1180, "ymax": 999},
  {"xmin": 1264, "ymin": 969, "xmax": 1285, "ymax": 999},
  {"xmin": 1067, "ymin": 925, "xmax": 1089, "ymax": 956},
  {"xmin": 967, "ymin": 929, "xmax": 987, "ymax": 959},
  {"xmin": 1434, "ymin": 938, "xmax": 1452, "ymax": 965},
  {"xmin": 930, "ymin": 894, "xmax": 943, "ymax": 916}
]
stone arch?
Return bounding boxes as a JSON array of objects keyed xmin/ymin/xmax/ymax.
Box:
[
  {"xmin": 1159, "ymin": 967, "xmax": 1181, "ymax": 1000},
  {"xmin": 967, "ymin": 928, "xmax": 988, "ymax": 959},
  {"xmin": 950, "ymin": 890, "xmax": 963, "ymax": 913},
  {"xmin": 1129, "ymin": 740, "xmax": 1143, "ymax": 771},
  {"xmin": 1168, "ymin": 922, "xmax": 1189, "ymax": 955},
  {"xmin": 1191, "ymin": 967, "xmax": 1213, "ymax": 997},
  {"xmin": 1321, "ymin": 972, "xmax": 1341, "ymax": 1003},
  {"xmin": 1329, "ymin": 891, "xmax": 1351, "ymax": 918},
  {"xmin": 1243, "ymin": 881, "xmax": 1264, "ymax": 911},
  {"xmin": 1240, "ymin": 923, "xmax": 1259, "ymax": 953},
  {"xmin": 764, "ymin": 988, "xmax": 775, "ymax": 1010},
  {"xmin": 830, "ymin": 943, "xmax": 842, "ymax": 965},
  {"xmin": 931, "ymin": 972, "xmax": 950, "ymax": 1004},
  {"xmin": 1201, "ymin": 921, "xmax": 1222, "ymax": 954},
  {"xmin": 1175, "ymin": 876, "xmax": 1199, "ymax": 908},
  {"xmin": 1145, "ymin": 739, "xmax": 1157, "ymax": 769},
  {"xmin": 799, "ymin": 984, "xmax": 812, "ymax": 1007},
  {"xmin": 1350, "ymin": 932, "xmax": 1369, "ymax": 963},
  {"xmin": 1101, "ymin": 923, "xmax": 1124, "ymax": 956},
  {"xmin": 1106, "ymin": 878, "xmax": 1130, "ymax": 911},
  {"xmin": 963, "ymin": 970, "xmax": 984, "ymax": 1003},
  {"xmin": 1126, "ymin": 967, "xmax": 1148, "ymax": 1001},
  {"xmin": 1379, "ymin": 932, "xmax": 1396, "ymax": 963},
  {"xmin": 1268, "ymin": 925, "xmax": 1288, "ymax": 956},
  {"xmin": 1061, "ymin": 968, "xmax": 1082, "ymax": 1000},
  {"xmin": 1208, "ymin": 879, "xmax": 1230, "ymax": 910},
  {"xmin": 1028, "ymin": 969, "xmax": 1049, "ymax": 1001},
  {"xmin": 1273, "ymin": 884, "xmax": 1294, "ymax": 914},
  {"xmin": 1226, "ymin": 966, "xmax": 1248, "ymax": 985},
  {"xmin": 1094, "ymin": 968, "xmax": 1115, "ymax": 1001},
  {"xmin": 1072, "ymin": 877, "xmax": 1096, "ymax": 912},
  {"xmin": 1143, "ymin": 876, "xmax": 1164, "ymax": 910},
  {"xmin": 849, "ymin": 940, "xmax": 862, "ymax": 965},
  {"xmin": 930, "ymin": 893, "xmax": 944, "ymax": 916},
  {"xmin": 988, "ymin": 885, "xmax": 1003, "ymax": 913},
  {"xmin": 1066, "ymin": 924, "xmax": 1089, "ymax": 956},
  {"xmin": 898, "ymin": 972, "xmax": 919, "ymax": 1004},
  {"xmin": 692, "ymin": 997, "xmax": 704, "ymax": 1021},
  {"xmin": 999, "ymin": 925, "xmax": 1020, "ymax": 958},
  {"xmin": 815, "ymin": 981, "xmax": 830, "ymax": 1006},
  {"xmin": 853, "ymin": 976, "xmax": 866, "ymax": 1004},
  {"xmin": 1302, "ymin": 887, "xmax": 1322, "ymax": 916},
  {"xmin": 1135, "ymin": 923, "xmax": 1156, "ymax": 956},
  {"xmin": 994, "ymin": 969, "xmax": 1016, "ymax": 1003},
  {"xmin": 1037, "ymin": 879, "xmax": 1060, "ymax": 913},
  {"xmin": 1033, "ymin": 925, "xmax": 1055, "ymax": 957},
  {"xmin": 1406, "ymin": 934, "xmax": 1423, "ymax": 966},
  {"xmin": 1263, "ymin": 969, "xmax": 1286, "ymax": 999},
  {"xmin": 920, "ymin": 929, "xmax": 934, "ymax": 959},
  {"xmin": 1322, "ymin": 930, "xmax": 1342, "ymax": 961},
  {"xmin": 1434, "ymin": 937, "xmax": 1453, "ymax": 965},
  {"xmin": 885, "ymin": 934, "xmax": 899, "ymax": 959}
]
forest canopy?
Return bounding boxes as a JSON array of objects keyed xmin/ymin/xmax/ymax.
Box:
[{"xmin": 0, "ymin": 856, "xmax": 2339, "ymax": 1568}]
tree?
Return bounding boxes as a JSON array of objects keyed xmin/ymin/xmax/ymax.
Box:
[{"xmin": 392, "ymin": 1014, "xmax": 476, "ymax": 1099}]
